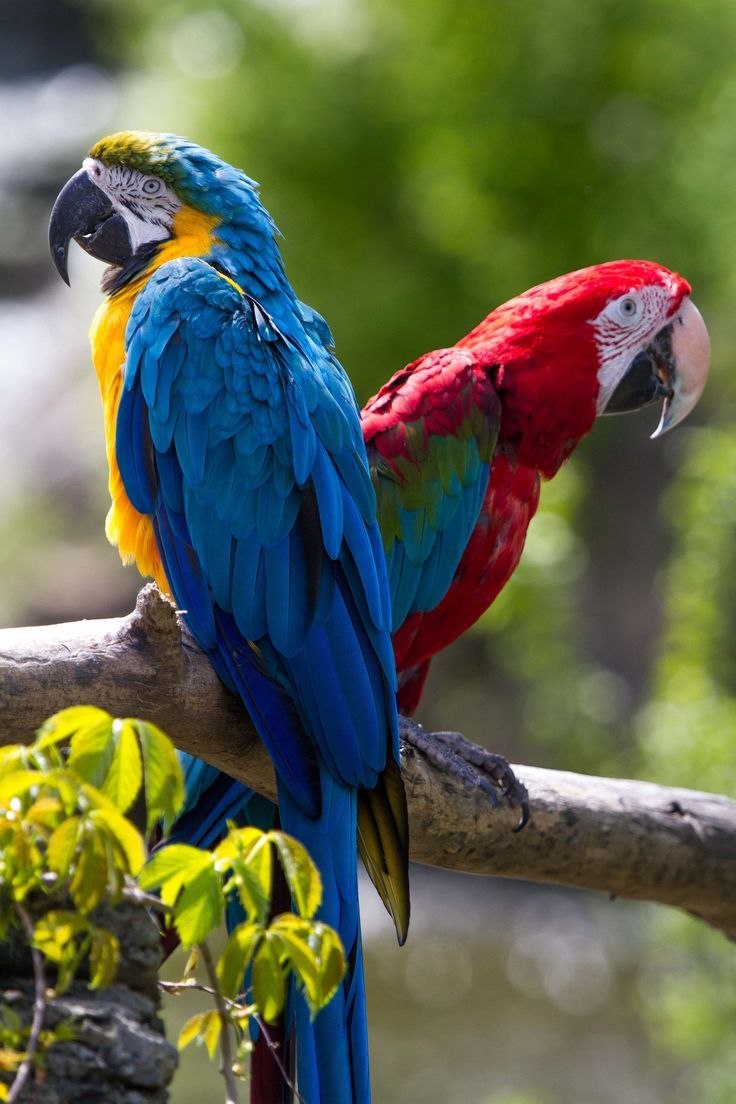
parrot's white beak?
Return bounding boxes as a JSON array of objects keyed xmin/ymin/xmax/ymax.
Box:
[{"xmin": 651, "ymin": 297, "xmax": 710, "ymax": 438}]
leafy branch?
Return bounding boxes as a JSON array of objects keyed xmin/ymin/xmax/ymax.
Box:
[
  {"xmin": 160, "ymin": 978, "xmax": 303, "ymax": 1103},
  {"xmin": 0, "ymin": 707, "xmax": 346, "ymax": 1103},
  {"xmin": 6, "ymin": 902, "xmax": 46, "ymax": 1104}
]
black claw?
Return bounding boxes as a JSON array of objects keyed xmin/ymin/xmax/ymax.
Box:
[
  {"xmin": 398, "ymin": 715, "xmax": 531, "ymax": 830},
  {"xmin": 510, "ymin": 786, "xmax": 531, "ymax": 832}
]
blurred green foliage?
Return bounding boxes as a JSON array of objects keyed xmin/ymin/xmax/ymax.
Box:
[
  {"xmin": 19, "ymin": 0, "xmax": 736, "ymax": 1098},
  {"xmin": 634, "ymin": 427, "xmax": 736, "ymax": 1103},
  {"xmin": 91, "ymin": 0, "xmax": 736, "ymax": 392}
]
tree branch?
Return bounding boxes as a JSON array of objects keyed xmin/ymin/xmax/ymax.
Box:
[
  {"xmin": 2, "ymin": 585, "xmax": 735, "ymax": 939},
  {"xmin": 8, "ymin": 902, "xmax": 48, "ymax": 1104},
  {"xmin": 198, "ymin": 940, "xmax": 239, "ymax": 1104}
]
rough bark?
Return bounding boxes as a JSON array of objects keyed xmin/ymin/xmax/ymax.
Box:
[{"xmin": 1, "ymin": 585, "xmax": 736, "ymax": 940}]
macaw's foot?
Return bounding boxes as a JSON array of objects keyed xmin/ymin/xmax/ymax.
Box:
[{"xmin": 399, "ymin": 717, "xmax": 530, "ymax": 831}]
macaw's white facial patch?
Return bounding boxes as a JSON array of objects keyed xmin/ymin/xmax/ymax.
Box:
[
  {"xmin": 83, "ymin": 157, "xmax": 182, "ymax": 252},
  {"xmin": 593, "ymin": 284, "xmax": 675, "ymax": 414}
]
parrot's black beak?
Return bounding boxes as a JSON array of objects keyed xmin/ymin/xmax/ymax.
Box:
[
  {"xmin": 603, "ymin": 326, "xmax": 675, "ymax": 416},
  {"xmin": 49, "ymin": 168, "xmax": 133, "ymax": 285},
  {"xmin": 601, "ymin": 297, "xmax": 710, "ymax": 437}
]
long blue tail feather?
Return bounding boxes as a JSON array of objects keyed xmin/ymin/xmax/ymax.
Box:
[{"xmin": 278, "ymin": 777, "xmax": 370, "ymax": 1104}]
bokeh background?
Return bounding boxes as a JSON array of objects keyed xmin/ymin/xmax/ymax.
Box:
[{"xmin": 2, "ymin": 0, "xmax": 736, "ymax": 1101}]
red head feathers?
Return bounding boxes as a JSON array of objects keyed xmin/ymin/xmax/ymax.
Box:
[{"xmin": 458, "ymin": 260, "xmax": 706, "ymax": 478}]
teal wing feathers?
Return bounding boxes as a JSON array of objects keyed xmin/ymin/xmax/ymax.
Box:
[{"xmin": 362, "ymin": 346, "xmax": 501, "ymax": 632}]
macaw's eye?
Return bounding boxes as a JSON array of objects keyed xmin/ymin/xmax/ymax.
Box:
[
  {"xmin": 617, "ymin": 296, "xmax": 641, "ymax": 323},
  {"xmin": 142, "ymin": 177, "xmax": 163, "ymax": 195}
]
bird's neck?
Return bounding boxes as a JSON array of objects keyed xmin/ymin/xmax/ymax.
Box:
[
  {"xmin": 208, "ymin": 219, "xmax": 297, "ymax": 320},
  {"xmin": 459, "ymin": 323, "xmax": 599, "ymax": 480},
  {"xmin": 106, "ymin": 201, "xmax": 294, "ymax": 320},
  {"xmin": 104, "ymin": 205, "xmax": 222, "ymax": 296}
]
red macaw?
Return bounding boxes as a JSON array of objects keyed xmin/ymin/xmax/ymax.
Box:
[{"xmin": 364, "ymin": 260, "xmax": 709, "ymax": 715}]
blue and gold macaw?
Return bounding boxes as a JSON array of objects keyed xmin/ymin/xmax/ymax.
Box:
[{"xmin": 49, "ymin": 131, "xmax": 410, "ymax": 1104}]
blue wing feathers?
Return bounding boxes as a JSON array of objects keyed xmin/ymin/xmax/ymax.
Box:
[
  {"xmin": 310, "ymin": 447, "xmax": 343, "ymax": 559},
  {"xmin": 332, "ymin": 448, "xmax": 376, "ymax": 521},
  {"xmin": 116, "ymin": 382, "xmax": 157, "ymax": 515},
  {"xmin": 341, "ymin": 496, "xmax": 384, "ymax": 629},
  {"xmin": 198, "ymin": 441, "xmax": 234, "ymax": 507},
  {"xmin": 171, "ymin": 755, "xmax": 275, "ymax": 850},
  {"xmin": 272, "ymin": 455, "xmax": 295, "ymax": 499},
  {"xmin": 280, "ymin": 578, "xmax": 387, "ymax": 786},
  {"xmin": 212, "ymin": 611, "xmax": 321, "ymax": 817},
  {"xmin": 412, "ymin": 523, "xmax": 466, "ymax": 612},
  {"xmin": 152, "ymin": 507, "xmax": 217, "ymax": 648},
  {"xmin": 286, "ymin": 387, "xmax": 317, "ymax": 483},
  {"xmin": 182, "ymin": 408, "xmax": 210, "ymax": 484},
  {"xmin": 383, "ymin": 457, "xmax": 491, "ymax": 627},
  {"xmin": 255, "ymin": 478, "xmax": 300, "ymax": 544},
  {"xmin": 387, "ymin": 541, "xmax": 420, "ymax": 631},
  {"xmin": 230, "ymin": 534, "xmax": 268, "ymax": 639},
  {"xmin": 264, "ymin": 534, "xmax": 304, "ymax": 655},
  {"xmin": 119, "ymin": 256, "xmax": 397, "ymax": 1103},
  {"xmin": 146, "ymin": 316, "xmax": 179, "ymax": 365}
]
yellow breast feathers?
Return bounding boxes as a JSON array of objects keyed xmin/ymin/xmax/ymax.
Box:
[{"xmin": 88, "ymin": 205, "xmax": 221, "ymax": 593}]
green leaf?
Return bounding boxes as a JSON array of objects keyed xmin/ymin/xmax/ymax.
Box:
[
  {"xmin": 183, "ymin": 947, "xmax": 199, "ymax": 977},
  {"xmin": 55, "ymin": 952, "xmax": 83, "ymax": 996},
  {"xmin": 139, "ymin": 844, "xmax": 222, "ymax": 946},
  {"xmin": 139, "ymin": 843, "xmax": 213, "ymax": 905},
  {"xmin": 269, "ymin": 831, "xmax": 322, "ymax": 919},
  {"xmin": 84, "ymin": 789, "xmax": 146, "ymax": 876},
  {"xmin": 33, "ymin": 909, "xmax": 94, "ymax": 992},
  {"xmin": 200, "ymin": 1010, "xmax": 222, "ymax": 1060},
  {"xmin": 100, "ymin": 719, "xmax": 142, "ymax": 814},
  {"xmin": 173, "ymin": 865, "xmax": 223, "ymax": 946},
  {"xmin": 69, "ymin": 826, "xmax": 109, "ymax": 913},
  {"xmin": 68, "ymin": 714, "xmax": 116, "ymax": 790},
  {"xmin": 88, "ymin": 927, "xmax": 120, "ymax": 989},
  {"xmin": 0, "ymin": 818, "xmax": 43, "ymax": 900},
  {"xmin": 178, "ymin": 1010, "xmax": 220, "ymax": 1056},
  {"xmin": 268, "ymin": 915, "xmax": 320, "ymax": 1001},
  {"xmin": 0, "ymin": 746, "xmax": 27, "ymax": 780},
  {"xmin": 216, "ymin": 828, "xmax": 272, "ymax": 925},
  {"xmin": 306, "ymin": 923, "xmax": 346, "ymax": 1013},
  {"xmin": 217, "ymin": 922, "xmax": 262, "ymax": 1000},
  {"xmin": 47, "ymin": 816, "xmax": 81, "ymax": 878},
  {"xmin": 25, "ymin": 794, "xmax": 64, "ymax": 829},
  {"xmin": 268, "ymin": 915, "xmax": 345, "ymax": 1014},
  {"xmin": 130, "ymin": 719, "xmax": 185, "ymax": 832},
  {"xmin": 178, "ymin": 1011, "xmax": 208, "ymax": 1051},
  {"xmin": 0, "ymin": 769, "xmax": 46, "ymax": 806},
  {"xmin": 36, "ymin": 706, "xmax": 112, "ymax": 751},
  {"xmin": 33, "ymin": 910, "xmax": 90, "ymax": 962},
  {"xmin": 252, "ymin": 934, "xmax": 286, "ymax": 1023},
  {"xmin": 42, "ymin": 768, "xmax": 82, "ymax": 813}
]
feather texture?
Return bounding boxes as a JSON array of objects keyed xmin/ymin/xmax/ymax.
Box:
[
  {"xmin": 363, "ymin": 345, "xmax": 501, "ymax": 635},
  {"xmin": 105, "ymin": 227, "xmax": 408, "ymax": 1102}
]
